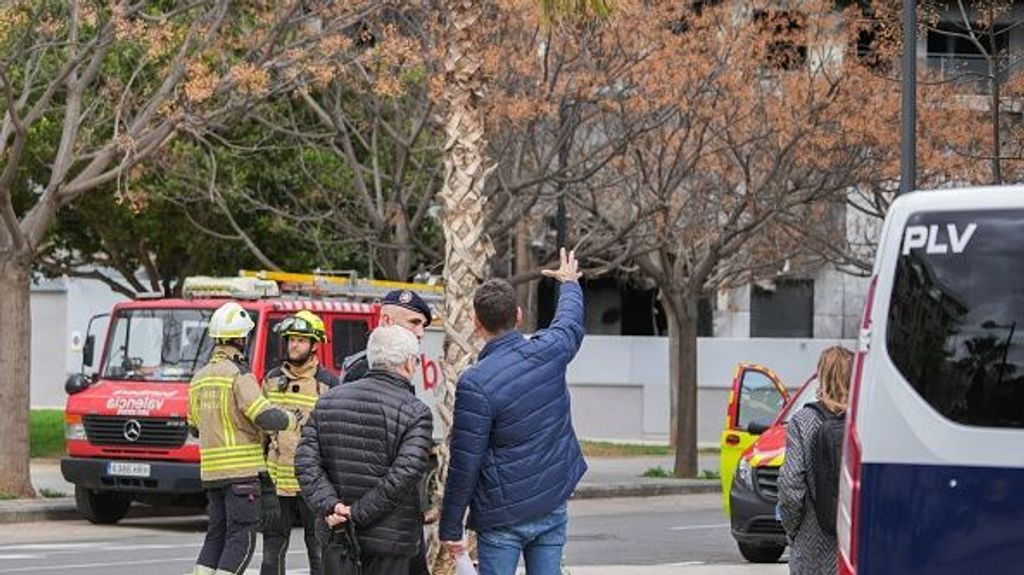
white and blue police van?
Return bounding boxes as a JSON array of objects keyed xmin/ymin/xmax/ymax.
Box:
[{"xmin": 838, "ymin": 186, "xmax": 1024, "ymax": 574}]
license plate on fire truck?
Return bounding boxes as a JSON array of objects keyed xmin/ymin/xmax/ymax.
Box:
[{"xmin": 107, "ymin": 462, "xmax": 151, "ymax": 478}]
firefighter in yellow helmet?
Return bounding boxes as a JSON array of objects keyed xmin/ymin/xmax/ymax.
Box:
[
  {"xmin": 260, "ymin": 310, "xmax": 338, "ymax": 575},
  {"xmin": 188, "ymin": 302, "xmax": 298, "ymax": 575}
]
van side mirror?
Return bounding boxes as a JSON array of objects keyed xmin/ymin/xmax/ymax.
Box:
[
  {"xmin": 65, "ymin": 373, "xmax": 92, "ymax": 395},
  {"xmin": 82, "ymin": 335, "xmax": 95, "ymax": 368},
  {"xmin": 747, "ymin": 420, "xmax": 771, "ymax": 435}
]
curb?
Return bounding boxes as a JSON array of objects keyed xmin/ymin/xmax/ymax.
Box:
[
  {"xmin": 0, "ymin": 498, "xmax": 79, "ymax": 524},
  {"xmin": 0, "ymin": 482, "xmax": 721, "ymax": 524},
  {"xmin": 573, "ymin": 480, "xmax": 720, "ymax": 500},
  {"xmin": 0, "ymin": 498, "xmax": 204, "ymax": 525}
]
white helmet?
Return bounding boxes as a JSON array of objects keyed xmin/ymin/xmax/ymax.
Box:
[{"xmin": 208, "ymin": 302, "xmax": 255, "ymax": 340}]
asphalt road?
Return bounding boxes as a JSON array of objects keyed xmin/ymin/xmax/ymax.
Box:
[{"xmin": 0, "ymin": 494, "xmax": 787, "ymax": 574}]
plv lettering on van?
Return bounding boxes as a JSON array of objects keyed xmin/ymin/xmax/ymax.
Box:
[{"xmin": 902, "ymin": 223, "xmax": 977, "ymax": 255}]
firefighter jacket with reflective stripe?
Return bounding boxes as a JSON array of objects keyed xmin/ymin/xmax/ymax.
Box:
[
  {"xmin": 263, "ymin": 358, "xmax": 331, "ymax": 496},
  {"xmin": 188, "ymin": 345, "xmax": 296, "ymax": 483}
]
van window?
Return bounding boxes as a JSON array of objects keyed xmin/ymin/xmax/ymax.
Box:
[
  {"xmin": 887, "ymin": 210, "xmax": 1024, "ymax": 428},
  {"xmin": 332, "ymin": 318, "xmax": 370, "ymax": 368}
]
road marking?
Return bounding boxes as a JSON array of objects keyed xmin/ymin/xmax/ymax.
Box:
[
  {"xmin": 0, "ymin": 540, "xmax": 201, "ymax": 559},
  {"xmin": 0, "ymin": 556, "xmax": 195, "ymax": 573},
  {"xmin": 0, "ymin": 544, "xmax": 98, "ymax": 551},
  {"xmin": 666, "ymin": 562, "xmax": 706, "ymax": 566},
  {"xmin": 0, "ymin": 557, "xmax": 40, "ymax": 561},
  {"xmin": 668, "ymin": 523, "xmax": 730, "ymax": 531},
  {"xmin": 102, "ymin": 543, "xmax": 204, "ymax": 551}
]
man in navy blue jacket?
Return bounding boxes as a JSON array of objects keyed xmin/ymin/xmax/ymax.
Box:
[{"xmin": 439, "ymin": 248, "xmax": 588, "ymax": 575}]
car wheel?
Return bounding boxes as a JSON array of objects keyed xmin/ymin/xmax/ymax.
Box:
[
  {"xmin": 75, "ymin": 486, "xmax": 131, "ymax": 524},
  {"xmin": 737, "ymin": 542, "xmax": 785, "ymax": 563}
]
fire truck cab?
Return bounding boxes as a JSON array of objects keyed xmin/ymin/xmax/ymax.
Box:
[{"xmin": 61, "ymin": 273, "xmax": 443, "ymax": 524}]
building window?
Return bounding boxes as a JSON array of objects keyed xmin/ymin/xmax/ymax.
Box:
[
  {"xmin": 754, "ymin": 9, "xmax": 808, "ymax": 71},
  {"xmin": 536, "ymin": 278, "xmax": 713, "ymax": 337},
  {"xmin": 926, "ymin": 20, "xmax": 1009, "ymax": 91},
  {"xmin": 750, "ymin": 279, "xmax": 814, "ymax": 338}
]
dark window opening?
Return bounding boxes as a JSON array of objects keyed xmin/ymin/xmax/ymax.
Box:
[
  {"xmin": 537, "ymin": 278, "xmax": 712, "ymax": 337},
  {"xmin": 754, "ymin": 10, "xmax": 808, "ymax": 71},
  {"xmin": 750, "ymin": 279, "xmax": 814, "ymax": 338},
  {"xmin": 667, "ymin": 0, "xmax": 724, "ymax": 34}
]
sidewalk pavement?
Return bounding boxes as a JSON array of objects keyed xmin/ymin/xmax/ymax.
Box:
[
  {"xmin": 574, "ymin": 454, "xmax": 721, "ymax": 498},
  {"xmin": 30, "ymin": 459, "xmax": 74, "ymax": 496},
  {"xmin": 1, "ymin": 454, "xmax": 723, "ymax": 523}
]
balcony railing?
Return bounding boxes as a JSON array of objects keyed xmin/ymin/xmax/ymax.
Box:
[{"xmin": 925, "ymin": 53, "xmax": 1009, "ymax": 94}]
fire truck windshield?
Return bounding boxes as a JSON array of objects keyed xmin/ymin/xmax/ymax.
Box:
[{"xmin": 101, "ymin": 308, "xmax": 249, "ymax": 382}]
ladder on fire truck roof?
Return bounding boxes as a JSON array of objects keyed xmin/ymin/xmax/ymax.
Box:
[{"xmin": 238, "ymin": 269, "xmax": 444, "ymax": 303}]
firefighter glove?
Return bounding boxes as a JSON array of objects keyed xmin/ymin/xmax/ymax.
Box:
[{"xmin": 259, "ymin": 474, "xmax": 282, "ymax": 527}]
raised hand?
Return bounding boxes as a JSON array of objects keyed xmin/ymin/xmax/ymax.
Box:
[{"xmin": 541, "ymin": 247, "xmax": 581, "ymax": 283}]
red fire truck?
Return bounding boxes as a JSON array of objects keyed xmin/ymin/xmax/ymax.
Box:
[{"xmin": 61, "ymin": 272, "xmax": 443, "ymax": 523}]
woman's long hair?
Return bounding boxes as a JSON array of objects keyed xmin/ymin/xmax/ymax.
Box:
[{"xmin": 817, "ymin": 345, "xmax": 854, "ymax": 413}]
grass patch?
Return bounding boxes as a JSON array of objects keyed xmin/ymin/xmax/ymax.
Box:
[
  {"xmin": 697, "ymin": 469, "xmax": 721, "ymax": 480},
  {"xmin": 38, "ymin": 488, "xmax": 67, "ymax": 499},
  {"xmin": 0, "ymin": 492, "xmax": 15, "ymax": 500},
  {"xmin": 641, "ymin": 466, "xmax": 674, "ymax": 478},
  {"xmin": 581, "ymin": 441, "xmax": 720, "ymax": 458},
  {"xmin": 30, "ymin": 409, "xmax": 65, "ymax": 459},
  {"xmin": 581, "ymin": 441, "xmax": 672, "ymax": 458}
]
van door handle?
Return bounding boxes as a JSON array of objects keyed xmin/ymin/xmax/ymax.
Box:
[{"xmin": 725, "ymin": 433, "xmax": 741, "ymax": 446}]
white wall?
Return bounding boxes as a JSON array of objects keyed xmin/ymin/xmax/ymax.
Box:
[
  {"xmin": 30, "ymin": 283, "xmax": 68, "ymax": 409},
  {"xmin": 64, "ymin": 278, "xmax": 127, "ymax": 375},
  {"xmin": 566, "ymin": 336, "xmax": 856, "ymax": 445},
  {"xmin": 30, "ymin": 276, "xmax": 128, "ymax": 408}
]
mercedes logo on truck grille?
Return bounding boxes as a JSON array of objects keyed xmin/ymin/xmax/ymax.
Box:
[{"xmin": 123, "ymin": 419, "xmax": 142, "ymax": 442}]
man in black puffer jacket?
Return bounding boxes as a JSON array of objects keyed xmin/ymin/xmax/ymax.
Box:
[{"xmin": 296, "ymin": 325, "xmax": 433, "ymax": 575}]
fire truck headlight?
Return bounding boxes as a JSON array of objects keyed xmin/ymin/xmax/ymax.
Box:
[{"xmin": 65, "ymin": 422, "xmax": 87, "ymax": 441}]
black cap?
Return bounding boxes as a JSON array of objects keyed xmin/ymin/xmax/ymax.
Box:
[{"xmin": 381, "ymin": 289, "xmax": 433, "ymax": 326}]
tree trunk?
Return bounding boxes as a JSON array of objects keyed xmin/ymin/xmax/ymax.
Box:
[
  {"xmin": 663, "ymin": 290, "xmax": 699, "ymax": 478},
  {"xmin": 429, "ymin": 2, "xmax": 496, "ymax": 572},
  {"xmin": 0, "ymin": 256, "xmax": 36, "ymax": 498},
  {"xmin": 514, "ymin": 218, "xmax": 538, "ymax": 332},
  {"xmin": 395, "ymin": 213, "xmax": 413, "ymax": 281}
]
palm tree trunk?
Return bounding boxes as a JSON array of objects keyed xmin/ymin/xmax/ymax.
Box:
[{"xmin": 429, "ymin": 2, "xmax": 496, "ymax": 573}]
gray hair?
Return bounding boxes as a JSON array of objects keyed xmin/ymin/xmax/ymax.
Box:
[{"xmin": 366, "ymin": 325, "xmax": 420, "ymax": 372}]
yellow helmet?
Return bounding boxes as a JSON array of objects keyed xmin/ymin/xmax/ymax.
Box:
[
  {"xmin": 276, "ymin": 310, "xmax": 326, "ymax": 343},
  {"xmin": 208, "ymin": 302, "xmax": 255, "ymax": 340}
]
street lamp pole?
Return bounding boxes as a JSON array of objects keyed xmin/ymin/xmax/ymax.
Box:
[
  {"xmin": 556, "ymin": 100, "xmax": 571, "ymax": 248},
  {"xmin": 899, "ymin": 0, "xmax": 917, "ymax": 196}
]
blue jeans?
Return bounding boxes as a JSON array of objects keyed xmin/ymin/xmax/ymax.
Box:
[{"xmin": 477, "ymin": 504, "xmax": 568, "ymax": 575}]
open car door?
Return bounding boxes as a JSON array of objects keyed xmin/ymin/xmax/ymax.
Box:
[{"xmin": 719, "ymin": 363, "xmax": 788, "ymax": 512}]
